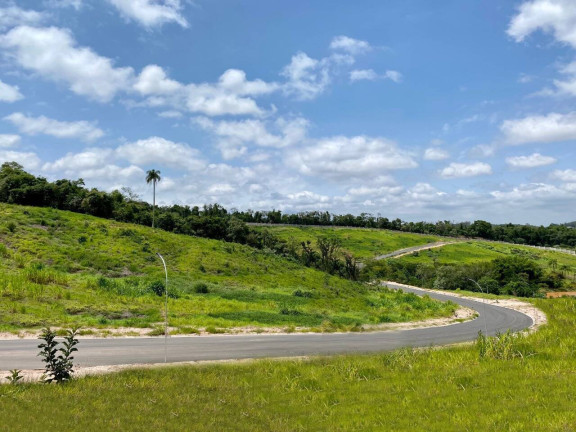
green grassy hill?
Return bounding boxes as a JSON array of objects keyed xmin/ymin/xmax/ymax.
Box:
[
  {"xmin": 0, "ymin": 204, "xmax": 455, "ymax": 333},
  {"xmin": 397, "ymin": 240, "xmax": 576, "ymax": 272},
  {"xmin": 252, "ymin": 225, "xmax": 441, "ymax": 258}
]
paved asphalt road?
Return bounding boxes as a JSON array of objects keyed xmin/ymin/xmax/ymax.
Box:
[{"xmin": 0, "ymin": 283, "xmax": 533, "ymax": 370}]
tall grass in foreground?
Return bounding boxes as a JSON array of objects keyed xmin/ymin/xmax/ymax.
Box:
[{"xmin": 1, "ymin": 298, "xmax": 575, "ymax": 431}]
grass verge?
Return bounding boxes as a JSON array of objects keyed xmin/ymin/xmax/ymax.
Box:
[{"xmin": 0, "ymin": 298, "xmax": 574, "ymax": 431}]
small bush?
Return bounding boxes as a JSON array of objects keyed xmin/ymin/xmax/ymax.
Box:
[
  {"xmin": 193, "ymin": 282, "xmax": 210, "ymax": 294},
  {"xmin": 5, "ymin": 369, "xmax": 23, "ymax": 385},
  {"xmin": 293, "ymin": 289, "xmax": 313, "ymax": 298},
  {"xmin": 7, "ymin": 221, "xmax": 16, "ymax": 233},
  {"xmin": 37, "ymin": 327, "xmax": 80, "ymax": 383},
  {"xmin": 149, "ymin": 281, "xmax": 165, "ymax": 297}
]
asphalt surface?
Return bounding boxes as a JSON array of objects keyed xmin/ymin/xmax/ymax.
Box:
[{"xmin": 0, "ymin": 283, "xmax": 533, "ymax": 370}]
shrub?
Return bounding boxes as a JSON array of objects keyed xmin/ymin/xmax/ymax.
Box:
[
  {"xmin": 149, "ymin": 281, "xmax": 165, "ymax": 297},
  {"xmin": 7, "ymin": 221, "xmax": 16, "ymax": 233},
  {"xmin": 37, "ymin": 327, "xmax": 80, "ymax": 383},
  {"xmin": 293, "ymin": 289, "xmax": 313, "ymax": 298},
  {"xmin": 193, "ymin": 282, "xmax": 210, "ymax": 294}
]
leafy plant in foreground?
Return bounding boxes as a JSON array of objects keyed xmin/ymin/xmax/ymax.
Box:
[
  {"xmin": 5, "ymin": 369, "xmax": 23, "ymax": 385},
  {"xmin": 37, "ymin": 327, "xmax": 80, "ymax": 383}
]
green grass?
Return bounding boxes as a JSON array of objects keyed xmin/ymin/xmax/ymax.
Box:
[
  {"xmin": 253, "ymin": 225, "xmax": 442, "ymax": 258},
  {"xmin": 0, "ymin": 204, "xmax": 455, "ymax": 332},
  {"xmin": 1, "ymin": 298, "xmax": 574, "ymax": 431},
  {"xmin": 398, "ymin": 240, "xmax": 576, "ymax": 271}
]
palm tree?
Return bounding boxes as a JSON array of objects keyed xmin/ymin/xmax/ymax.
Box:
[{"xmin": 145, "ymin": 169, "xmax": 161, "ymax": 228}]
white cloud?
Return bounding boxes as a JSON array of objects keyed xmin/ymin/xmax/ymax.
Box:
[
  {"xmin": 0, "ymin": 150, "xmax": 40, "ymax": 169},
  {"xmin": 0, "ymin": 79, "xmax": 23, "ymax": 102},
  {"xmin": 551, "ymin": 169, "xmax": 576, "ymax": 182},
  {"xmin": 193, "ymin": 116, "xmax": 308, "ymax": 159},
  {"xmin": 424, "ymin": 147, "xmax": 450, "ymax": 160},
  {"xmin": 440, "ymin": 162, "xmax": 492, "ymax": 178},
  {"xmin": 350, "ymin": 69, "xmax": 402, "ymax": 83},
  {"xmin": 491, "ymin": 182, "xmax": 571, "ymax": 202},
  {"xmin": 281, "ymin": 52, "xmax": 331, "ymax": 100},
  {"xmin": 158, "ymin": 110, "xmax": 182, "ymax": 118},
  {"xmin": 508, "ymin": 0, "xmax": 576, "ymax": 49},
  {"xmin": 106, "ymin": 0, "xmax": 188, "ymax": 29},
  {"xmin": 4, "ymin": 112, "xmax": 104, "ymax": 142},
  {"xmin": 506, "ymin": 153, "xmax": 557, "ymax": 168},
  {"xmin": 384, "ymin": 70, "xmax": 402, "ymax": 83},
  {"xmin": 115, "ymin": 136, "xmax": 205, "ymax": 170},
  {"xmin": 501, "ymin": 112, "xmax": 576, "ymax": 144},
  {"xmin": 0, "ymin": 6, "xmax": 46, "ymax": 30},
  {"xmin": 42, "ymin": 148, "xmax": 115, "ymax": 172},
  {"xmin": 0, "ymin": 26, "xmax": 135, "ymax": 103},
  {"xmin": 0, "ymin": 134, "xmax": 20, "ymax": 147},
  {"xmin": 330, "ymin": 35, "xmax": 372, "ymax": 55},
  {"xmin": 350, "ymin": 69, "xmax": 378, "ymax": 81},
  {"xmin": 287, "ymin": 135, "xmax": 417, "ymax": 180},
  {"xmin": 134, "ymin": 65, "xmax": 277, "ymax": 116}
]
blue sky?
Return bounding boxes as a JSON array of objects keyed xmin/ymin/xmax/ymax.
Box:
[{"xmin": 1, "ymin": 0, "xmax": 576, "ymax": 224}]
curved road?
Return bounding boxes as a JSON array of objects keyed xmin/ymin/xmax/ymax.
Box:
[{"xmin": 0, "ymin": 283, "xmax": 533, "ymax": 370}]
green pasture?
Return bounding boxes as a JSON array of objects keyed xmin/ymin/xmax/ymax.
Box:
[{"xmin": 0, "ymin": 204, "xmax": 455, "ymax": 332}]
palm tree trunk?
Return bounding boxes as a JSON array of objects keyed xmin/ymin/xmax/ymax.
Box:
[{"xmin": 152, "ymin": 180, "xmax": 156, "ymax": 229}]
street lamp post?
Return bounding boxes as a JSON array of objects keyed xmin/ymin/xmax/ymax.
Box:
[
  {"xmin": 156, "ymin": 252, "xmax": 168, "ymax": 363},
  {"xmin": 467, "ymin": 278, "xmax": 488, "ymax": 335}
]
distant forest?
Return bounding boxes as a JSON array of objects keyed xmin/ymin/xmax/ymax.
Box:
[{"xmin": 1, "ymin": 161, "xmax": 576, "ymax": 248}]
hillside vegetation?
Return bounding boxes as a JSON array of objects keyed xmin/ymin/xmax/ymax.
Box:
[
  {"xmin": 0, "ymin": 204, "xmax": 455, "ymax": 333},
  {"xmin": 252, "ymin": 225, "xmax": 441, "ymax": 258},
  {"xmin": 1, "ymin": 298, "xmax": 574, "ymax": 431}
]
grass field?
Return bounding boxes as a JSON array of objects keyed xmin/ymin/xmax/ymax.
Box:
[
  {"xmin": 252, "ymin": 225, "xmax": 442, "ymax": 258},
  {"xmin": 0, "ymin": 298, "xmax": 574, "ymax": 431},
  {"xmin": 0, "ymin": 204, "xmax": 455, "ymax": 333},
  {"xmin": 397, "ymin": 240, "xmax": 576, "ymax": 272}
]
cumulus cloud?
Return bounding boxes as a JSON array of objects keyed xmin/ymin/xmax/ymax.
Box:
[
  {"xmin": 0, "ymin": 26, "xmax": 135, "ymax": 103},
  {"xmin": 287, "ymin": 135, "xmax": 417, "ymax": 180},
  {"xmin": 0, "ymin": 134, "xmax": 20, "ymax": 147},
  {"xmin": 0, "ymin": 150, "xmax": 40, "ymax": 169},
  {"xmin": 0, "ymin": 79, "xmax": 23, "ymax": 102},
  {"xmin": 0, "ymin": 6, "xmax": 46, "ymax": 30},
  {"xmin": 106, "ymin": 0, "xmax": 188, "ymax": 29},
  {"xmin": 115, "ymin": 136, "xmax": 205, "ymax": 170},
  {"xmin": 423, "ymin": 147, "xmax": 450, "ymax": 160},
  {"xmin": 506, "ymin": 153, "xmax": 557, "ymax": 168},
  {"xmin": 501, "ymin": 112, "xmax": 576, "ymax": 144},
  {"xmin": 440, "ymin": 162, "xmax": 492, "ymax": 178},
  {"xmin": 193, "ymin": 116, "xmax": 308, "ymax": 159},
  {"xmin": 508, "ymin": 0, "xmax": 576, "ymax": 48},
  {"xmin": 350, "ymin": 69, "xmax": 402, "ymax": 83},
  {"xmin": 330, "ymin": 35, "xmax": 372, "ymax": 55},
  {"xmin": 134, "ymin": 65, "xmax": 278, "ymax": 116},
  {"xmin": 491, "ymin": 182, "xmax": 571, "ymax": 202},
  {"xmin": 4, "ymin": 112, "xmax": 104, "ymax": 142},
  {"xmin": 509, "ymin": 1, "xmax": 576, "ymax": 97},
  {"xmin": 281, "ymin": 52, "xmax": 332, "ymax": 100},
  {"xmin": 551, "ymin": 169, "xmax": 576, "ymax": 182}
]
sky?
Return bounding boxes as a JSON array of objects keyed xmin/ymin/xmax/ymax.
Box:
[{"xmin": 0, "ymin": 0, "xmax": 575, "ymax": 225}]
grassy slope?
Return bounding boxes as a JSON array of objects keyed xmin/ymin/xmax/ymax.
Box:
[
  {"xmin": 1, "ymin": 298, "xmax": 574, "ymax": 431},
  {"xmin": 397, "ymin": 240, "xmax": 576, "ymax": 271},
  {"xmin": 0, "ymin": 204, "xmax": 455, "ymax": 332},
  {"xmin": 252, "ymin": 225, "xmax": 441, "ymax": 258}
]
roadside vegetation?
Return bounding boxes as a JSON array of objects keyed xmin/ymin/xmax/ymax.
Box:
[
  {"xmin": 1, "ymin": 298, "xmax": 574, "ymax": 431},
  {"xmin": 0, "ymin": 204, "xmax": 455, "ymax": 333}
]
